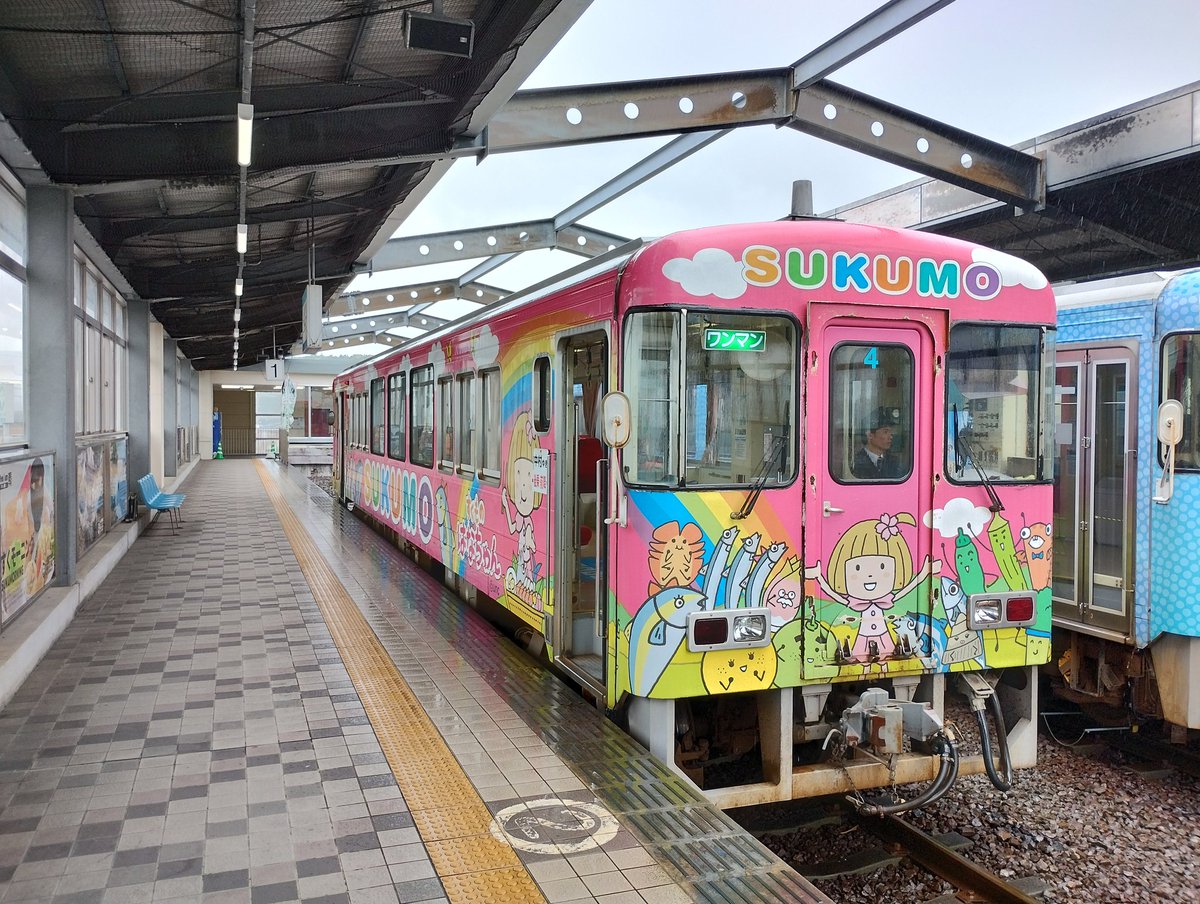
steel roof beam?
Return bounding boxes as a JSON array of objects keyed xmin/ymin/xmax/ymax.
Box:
[
  {"xmin": 371, "ymin": 221, "xmax": 558, "ymax": 271},
  {"xmin": 326, "ymin": 281, "xmax": 507, "ymax": 318},
  {"xmin": 791, "ymin": 0, "xmax": 954, "ymax": 87}
]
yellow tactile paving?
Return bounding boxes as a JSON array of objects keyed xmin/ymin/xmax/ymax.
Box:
[{"xmin": 256, "ymin": 462, "xmax": 546, "ymax": 904}]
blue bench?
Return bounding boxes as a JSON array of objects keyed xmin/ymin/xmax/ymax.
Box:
[{"xmin": 138, "ymin": 474, "xmax": 186, "ymax": 533}]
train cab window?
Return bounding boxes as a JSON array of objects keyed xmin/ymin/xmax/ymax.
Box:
[
  {"xmin": 829, "ymin": 344, "xmax": 913, "ymax": 484},
  {"xmin": 388, "ymin": 372, "xmax": 405, "ymax": 461},
  {"xmin": 370, "ymin": 378, "xmax": 386, "ymax": 456},
  {"xmin": 480, "ymin": 367, "xmax": 501, "ymax": 477},
  {"xmin": 458, "ymin": 372, "xmax": 476, "ymax": 472},
  {"xmin": 438, "ymin": 376, "xmax": 454, "ymax": 469},
  {"xmin": 946, "ymin": 324, "xmax": 1053, "ymax": 482},
  {"xmin": 624, "ymin": 310, "xmax": 797, "ymax": 487},
  {"xmin": 533, "ymin": 356, "xmax": 551, "ymax": 433},
  {"xmin": 1161, "ymin": 332, "xmax": 1200, "ymax": 469},
  {"xmin": 410, "ymin": 366, "xmax": 434, "ymax": 467}
]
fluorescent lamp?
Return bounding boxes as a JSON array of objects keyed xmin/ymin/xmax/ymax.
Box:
[
  {"xmin": 233, "ymin": 327, "xmax": 239, "ymax": 339},
  {"xmin": 234, "ymin": 278, "xmax": 243, "ymax": 297},
  {"xmin": 237, "ymin": 103, "xmax": 254, "ymax": 166},
  {"xmin": 233, "ymin": 307, "xmax": 241, "ymax": 323},
  {"xmin": 236, "ymin": 223, "xmax": 248, "ymax": 254}
]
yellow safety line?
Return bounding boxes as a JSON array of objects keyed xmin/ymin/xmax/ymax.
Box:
[{"xmin": 256, "ymin": 462, "xmax": 545, "ymax": 904}]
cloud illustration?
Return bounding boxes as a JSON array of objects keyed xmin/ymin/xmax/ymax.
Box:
[
  {"xmin": 428, "ymin": 342, "xmax": 446, "ymax": 376},
  {"xmin": 473, "ymin": 325, "xmax": 498, "ymax": 368},
  {"xmin": 926, "ymin": 496, "xmax": 991, "ymax": 540},
  {"xmin": 662, "ymin": 248, "xmax": 747, "ymax": 299},
  {"xmin": 971, "ymin": 247, "xmax": 1048, "ymax": 290}
]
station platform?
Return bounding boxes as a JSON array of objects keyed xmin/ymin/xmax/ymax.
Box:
[{"xmin": 0, "ymin": 460, "xmax": 829, "ymax": 904}]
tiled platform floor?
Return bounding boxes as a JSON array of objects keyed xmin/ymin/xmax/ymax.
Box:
[{"xmin": 0, "ymin": 460, "xmax": 827, "ymax": 904}]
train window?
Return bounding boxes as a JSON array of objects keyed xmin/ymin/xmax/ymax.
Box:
[
  {"xmin": 1161, "ymin": 332, "xmax": 1200, "ymax": 469},
  {"xmin": 410, "ymin": 366, "xmax": 434, "ymax": 467},
  {"xmin": 946, "ymin": 324, "xmax": 1051, "ymax": 482},
  {"xmin": 829, "ymin": 343, "xmax": 913, "ymax": 484},
  {"xmin": 458, "ymin": 373, "xmax": 476, "ymax": 472},
  {"xmin": 480, "ymin": 368, "xmax": 501, "ymax": 477},
  {"xmin": 625, "ymin": 311, "xmax": 678, "ymax": 485},
  {"xmin": 685, "ymin": 312, "xmax": 795, "ymax": 486},
  {"xmin": 438, "ymin": 376, "xmax": 454, "ymax": 469},
  {"xmin": 533, "ymin": 356, "xmax": 551, "ymax": 433},
  {"xmin": 625, "ymin": 310, "xmax": 796, "ymax": 487},
  {"xmin": 388, "ymin": 372, "xmax": 405, "ymax": 461},
  {"xmin": 370, "ymin": 378, "xmax": 386, "ymax": 456}
]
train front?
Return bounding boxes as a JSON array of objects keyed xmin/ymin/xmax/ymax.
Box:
[{"xmin": 602, "ymin": 221, "xmax": 1056, "ymax": 810}]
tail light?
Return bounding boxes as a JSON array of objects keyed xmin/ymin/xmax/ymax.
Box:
[
  {"xmin": 967, "ymin": 591, "xmax": 1037, "ymax": 630},
  {"xmin": 687, "ymin": 608, "xmax": 771, "ymax": 651}
]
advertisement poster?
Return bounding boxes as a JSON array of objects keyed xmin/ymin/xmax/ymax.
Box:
[
  {"xmin": 110, "ymin": 438, "xmax": 128, "ymax": 525},
  {"xmin": 77, "ymin": 444, "xmax": 105, "ymax": 551},
  {"xmin": 1, "ymin": 454, "xmax": 55, "ymax": 624}
]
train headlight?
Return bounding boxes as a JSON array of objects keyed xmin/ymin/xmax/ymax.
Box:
[
  {"xmin": 687, "ymin": 608, "xmax": 772, "ymax": 651},
  {"xmin": 732, "ymin": 614, "xmax": 767, "ymax": 643},
  {"xmin": 967, "ymin": 591, "xmax": 1037, "ymax": 630}
]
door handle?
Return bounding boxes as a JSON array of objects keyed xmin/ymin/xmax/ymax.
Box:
[{"xmin": 823, "ymin": 501, "xmax": 845, "ymax": 517}]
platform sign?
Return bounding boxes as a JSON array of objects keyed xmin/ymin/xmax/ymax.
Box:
[
  {"xmin": 264, "ymin": 359, "xmax": 285, "ymax": 383},
  {"xmin": 531, "ymin": 448, "xmax": 550, "ymax": 496}
]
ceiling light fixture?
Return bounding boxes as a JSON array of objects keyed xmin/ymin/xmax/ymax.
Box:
[
  {"xmin": 233, "ymin": 307, "xmax": 241, "ymax": 323},
  {"xmin": 234, "ymin": 278, "xmax": 243, "ymax": 297},
  {"xmin": 237, "ymin": 103, "xmax": 254, "ymax": 166},
  {"xmin": 236, "ymin": 223, "xmax": 248, "ymax": 254},
  {"xmin": 233, "ymin": 327, "xmax": 239, "ymax": 339}
]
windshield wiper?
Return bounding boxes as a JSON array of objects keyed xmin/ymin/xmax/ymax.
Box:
[
  {"xmin": 952, "ymin": 404, "xmax": 1003, "ymax": 513},
  {"xmin": 732, "ymin": 434, "xmax": 784, "ymax": 520}
]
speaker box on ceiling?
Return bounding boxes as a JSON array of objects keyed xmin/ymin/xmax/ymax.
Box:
[{"xmin": 405, "ymin": 11, "xmax": 474, "ymax": 58}]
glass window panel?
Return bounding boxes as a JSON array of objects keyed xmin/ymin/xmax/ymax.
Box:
[
  {"xmin": 0, "ymin": 181, "xmax": 25, "ymax": 265},
  {"xmin": 625, "ymin": 311, "xmax": 678, "ymax": 486},
  {"xmin": 458, "ymin": 373, "xmax": 475, "ymax": 470},
  {"xmin": 86, "ymin": 323, "xmax": 100, "ymax": 433},
  {"xmin": 1052, "ymin": 364, "xmax": 1079, "ymax": 601},
  {"xmin": 115, "ymin": 343, "xmax": 125, "ymax": 430},
  {"xmin": 481, "ymin": 368, "xmax": 501, "ymax": 475},
  {"xmin": 85, "ymin": 271, "xmax": 99, "ymax": 319},
  {"xmin": 289, "ymin": 386, "xmax": 309, "ymax": 439},
  {"xmin": 0, "ymin": 269, "xmax": 24, "ymax": 445},
  {"xmin": 946, "ymin": 324, "xmax": 1046, "ymax": 482},
  {"xmin": 438, "ymin": 377, "xmax": 454, "ymax": 468},
  {"xmin": 830, "ymin": 343, "xmax": 913, "ymax": 483},
  {"xmin": 533, "ymin": 357, "xmax": 551, "ymax": 432},
  {"xmin": 1162, "ymin": 332, "xmax": 1200, "ymax": 469},
  {"xmin": 74, "ymin": 316, "xmax": 84, "ymax": 433},
  {"xmin": 388, "ymin": 374, "xmax": 406, "ymax": 460},
  {"xmin": 685, "ymin": 312, "xmax": 796, "ymax": 486},
  {"xmin": 74, "ymin": 259, "xmax": 82, "ymax": 308},
  {"xmin": 310, "ymin": 387, "xmax": 332, "ymax": 438},
  {"xmin": 101, "ymin": 290, "xmax": 113, "ymax": 331},
  {"xmin": 103, "ymin": 334, "xmax": 115, "ymax": 431},
  {"xmin": 370, "ymin": 377, "xmax": 386, "ymax": 455},
  {"xmin": 410, "ymin": 366, "xmax": 434, "ymax": 467}
]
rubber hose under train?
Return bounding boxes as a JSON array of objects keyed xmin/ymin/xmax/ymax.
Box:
[
  {"xmin": 852, "ymin": 730, "xmax": 960, "ymax": 817},
  {"xmin": 975, "ymin": 690, "xmax": 1013, "ymax": 791}
]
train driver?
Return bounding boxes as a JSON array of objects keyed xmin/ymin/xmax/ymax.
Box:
[{"xmin": 852, "ymin": 408, "xmax": 901, "ymax": 479}]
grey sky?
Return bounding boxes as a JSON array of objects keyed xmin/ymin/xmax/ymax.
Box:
[{"xmin": 344, "ymin": 0, "xmax": 1200, "ymax": 316}]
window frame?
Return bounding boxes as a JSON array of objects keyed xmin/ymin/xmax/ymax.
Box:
[
  {"xmin": 370, "ymin": 377, "xmax": 386, "ymax": 455},
  {"xmin": 457, "ymin": 371, "xmax": 476, "ymax": 474},
  {"xmin": 410, "ymin": 365, "xmax": 435, "ymax": 468},
  {"xmin": 827, "ymin": 340, "xmax": 915, "ymax": 486},
  {"xmin": 388, "ymin": 371, "xmax": 406, "ymax": 461},
  {"xmin": 1159, "ymin": 329, "xmax": 1200, "ymax": 470},
  {"xmin": 944, "ymin": 320, "xmax": 1054, "ymax": 485},
  {"xmin": 438, "ymin": 375, "xmax": 455, "ymax": 470},
  {"xmin": 622, "ymin": 306, "xmax": 800, "ymax": 489},
  {"xmin": 533, "ymin": 356, "xmax": 551, "ymax": 433},
  {"xmin": 479, "ymin": 367, "xmax": 502, "ymax": 480}
]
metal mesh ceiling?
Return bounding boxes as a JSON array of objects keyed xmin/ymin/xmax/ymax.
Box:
[{"xmin": 0, "ymin": 0, "xmax": 562, "ymax": 368}]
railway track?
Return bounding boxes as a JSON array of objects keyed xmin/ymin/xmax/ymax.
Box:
[
  {"xmin": 1106, "ymin": 729, "xmax": 1200, "ymax": 780},
  {"xmin": 742, "ymin": 799, "xmax": 1047, "ymax": 903}
]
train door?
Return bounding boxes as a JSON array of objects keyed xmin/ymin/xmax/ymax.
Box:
[
  {"xmin": 553, "ymin": 330, "xmax": 609, "ymax": 698},
  {"xmin": 805, "ymin": 306, "xmax": 937, "ymax": 674},
  {"xmin": 1052, "ymin": 346, "xmax": 1136, "ymax": 637},
  {"xmin": 334, "ymin": 390, "xmax": 347, "ymax": 500}
]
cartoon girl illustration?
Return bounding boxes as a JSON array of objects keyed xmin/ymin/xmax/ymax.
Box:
[
  {"xmin": 501, "ymin": 411, "xmax": 544, "ymax": 598},
  {"xmin": 813, "ymin": 513, "xmax": 931, "ymax": 673}
]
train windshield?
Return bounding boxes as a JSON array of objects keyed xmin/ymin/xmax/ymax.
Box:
[
  {"xmin": 624, "ymin": 310, "xmax": 797, "ymax": 487},
  {"xmin": 946, "ymin": 324, "xmax": 1054, "ymax": 483}
]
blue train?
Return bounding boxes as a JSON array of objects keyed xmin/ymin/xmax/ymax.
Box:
[{"xmin": 1052, "ymin": 268, "xmax": 1200, "ymax": 734}]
